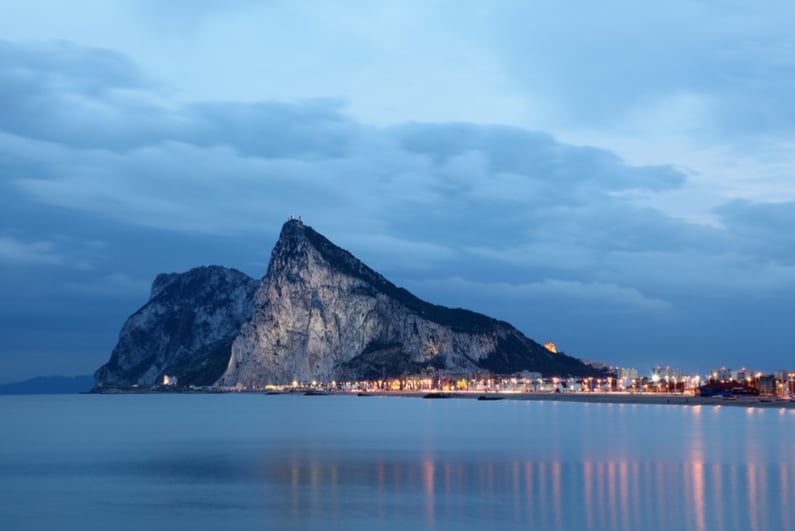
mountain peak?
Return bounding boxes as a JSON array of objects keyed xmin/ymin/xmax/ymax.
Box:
[
  {"xmin": 220, "ymin": 222, "xmax": 604, "ymax": 386},
  {"xmin": 279, "ymin": 217, "xmax": 306, "ymax": 238},
  {"xmin": 270, "ymin": 219, "xmax": 390, "ymax": 289}
]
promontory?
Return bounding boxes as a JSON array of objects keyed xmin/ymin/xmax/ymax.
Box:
[{"xmin": 95, "ymin": 220, "xmax": 604, "ymax": 389}]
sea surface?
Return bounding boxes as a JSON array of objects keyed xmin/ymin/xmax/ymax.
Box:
[{"xmin": 1, "ymin": 393, "xmax": 794, "ymax": 531}]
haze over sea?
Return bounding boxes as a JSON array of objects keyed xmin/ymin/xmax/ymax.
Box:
[{"xmin": 2, "ymin": 394, "xmax": 793, "ymax": 531}]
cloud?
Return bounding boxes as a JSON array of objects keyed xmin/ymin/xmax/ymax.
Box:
[
  {"xmin": 2, "ymin": 40, "xmax": 689, "ymax": 252},
  {"xmin": 0, "ymin": 235, "xmax": 96, "ymax": 270},
  {"xmin": 420, "ymin": 276, "xmax": 673, "ymax": 315},
  {"xmin": 474, "ymin": 1, "xmax": 795, "ymax": 142},
  {"xmin": 4, "ymin": 38, "xmax": 792, "ymax": 305},
  {"xmin": 3, "ymin": 39, "xmax": 791, "ymax": 292},
  {"xmin": 64, "ymin": 273, "xmax": 150, "ymax": 299},
  {"xmin": 0, "ymin": 39, "xmax": 144, "ymax": 91},
  {"xmin": 392, "ymin": 123, "xmax": 685, "ymax": 193},
  {"xmin": 0, "ymin": 40, "xmax": 166, "ymax": 150},
  {"xmin": 0, "ymin": 40, "xmax": 356, "ymax": 156},
  {"xmin": 188, "ymin": 100, "xmax": 354, "ymax": 158},
  {"xmin": 338, "ymin": 233, "xmax": 459, "ymax": 271},
  {"xmin": 717, "ymin": 199, "xmax": 795, "ymax": 259},
  {"xmin": 0, "ymin": 236, "xmax": 65, "ymax": 266},
  {"xmin": 9, "ymin": 119, "xmax": 693, "ymax": 259}
]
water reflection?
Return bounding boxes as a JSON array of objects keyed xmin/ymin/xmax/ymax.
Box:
[
  {"xmin": 422, "ymin": 459, "xmax": 434, "ymax": 528},
  {"xmin": 261, "ymin": 451, "xmax": 794, "ymax": 530},
  {"xmin": 583, "ymin": 460, "xmax": 593, "ymax": 529},
  {"xmin": 781, "ymin": 462, "xmax": 791, "ymax": 528}
]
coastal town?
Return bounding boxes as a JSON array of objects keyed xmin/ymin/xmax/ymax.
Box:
[{"xmin": 145, "ymin": 363, "xmax": 795, "ymax": 408}]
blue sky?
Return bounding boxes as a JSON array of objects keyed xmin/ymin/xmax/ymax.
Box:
[{"xmin": 1, "ymin": 1, "xmax": 794, "ymax": 383}]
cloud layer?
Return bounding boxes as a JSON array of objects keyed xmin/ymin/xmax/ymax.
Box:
[{"xmin": 1, "ymin": 35, "xmax": 794, "ymax": 381}]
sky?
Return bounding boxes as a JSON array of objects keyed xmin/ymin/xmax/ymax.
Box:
[{"xmin": 1, "ymin": 1, "xmax": 794, "ymax": 383}]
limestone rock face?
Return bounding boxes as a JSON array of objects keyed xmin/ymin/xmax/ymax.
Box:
[
  {"xmin": 218, "ymin": 220, "xmax": 598, "ymax": 386},
  {"xmin": 94, "ymin": 266, "xmax": 259, "ymax": 387},
  {"xmin": 96, "ymin": 221, "xmax": 603, "ymax": 389}
]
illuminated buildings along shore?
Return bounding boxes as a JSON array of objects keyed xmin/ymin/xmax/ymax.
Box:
[{"xmin": 155, "ymin": 365, "xmax": 795, "ymax": 396}]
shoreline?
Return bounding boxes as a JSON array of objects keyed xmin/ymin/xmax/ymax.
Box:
[
  {"xmin": 89, "ymin": 387, "xmax": 795, "ymax": 409},
  {"xmin": 340, "ymin": 390, "xmax": 795, "ymax": 409}
]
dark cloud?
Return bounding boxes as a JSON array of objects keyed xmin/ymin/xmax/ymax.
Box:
[
  {"xmin": 717, "ymin": 199, "xmax": 795, "ymax": 261},
  {"xmin": 392, "ymin": 123, "xmax": 685, "ymax": 192},
  {"xmin": 0, "ymin": 41, "xmax": 356, "ymax": 157},
  {"xmin": 188, "ymin": 100, "xmax": 354, "ymax": 158},
  {"xmin": 0, "ymin": 40, "xmax": 145, "ymax": 91},
  {"xmin": 0, "ymin": 40, "xmax": 168, "ymax": 149},
  {"xmin": 710, "ymin": 200, "xmax": 795, "ymax": 302}
]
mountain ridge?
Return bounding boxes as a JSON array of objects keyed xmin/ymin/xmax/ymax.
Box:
[
  {"xmin": 290, "ymin": 221, "xmax": 504, "ymax": 333},
  {"xmin": 96, "ymin": 220, "xmax": 606, "ymax": 388}
]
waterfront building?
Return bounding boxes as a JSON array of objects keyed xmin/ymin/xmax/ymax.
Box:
[
  {"xmin": 611, "ymin": 367, "xmax": 638, "ymax": 390},
  {"xmin": 734, "ymin": 368, "xmax": 753, "ymax": 383},
  {"xmin": 757, "ymin": 374, "xmax": 777, "ymax": 395},
  {"xmin": 698, "ymin": 381, "xmax": 758, "ymax": 397},
  {"xmin": 709, "ymin": 367, "xmax": 733, "ymax": 382},
  {"xmin": 651, "ymin": 366, "xmax": 683, "ymax": 381},
  {"xmin": 650, "ymin": 366, "xmax": 683, "ymax": 391},
  {"xmin": 774, "ymin": 370, "xmax": 795, "ymax": 395}
]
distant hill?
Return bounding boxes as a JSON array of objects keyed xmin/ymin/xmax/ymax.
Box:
[{"xmin": 0, "ymin": 375, "xmax": 94, "ymax": 395}]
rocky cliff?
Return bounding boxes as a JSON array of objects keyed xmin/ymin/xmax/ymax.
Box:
[
  {"xmin": 96, "ymin": 221, "xmax": 603, "ymax": 389},
  {"xmin": 217, "ymin": 220, "xmax": 600, "ymax": 386},
  {"xmin": 94, "ymin": 266, "xmax": 259, "ymax": 387}
]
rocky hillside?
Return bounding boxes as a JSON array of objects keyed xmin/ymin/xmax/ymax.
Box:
[
  {"xmin": 94, "ymin": 266, "xmax": 259, "ymax": 387},
  {"xmin": 95, "ymin": 220, "xmax": 605, "ymax": 389},
  {"xmin": 217, "ymin": 220, "xmax": 601, "ymax": 387}
]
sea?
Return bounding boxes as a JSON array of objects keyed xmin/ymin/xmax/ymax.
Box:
[{"xmin": 1, "ymin": 393, "xmax": 794, "ymax": 531}]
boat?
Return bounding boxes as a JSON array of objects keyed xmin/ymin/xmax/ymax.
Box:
[
  {"xmin": 423, "ymin": 392, "xmax": 452, "ymax": 399},
  {"xmin": 477, "ymin": 395, "xmax": 505, "ymax": 401},
  {"xmin": 304, "ymin": 389, "xmax": 330, "ymax": 396},
  {"xmin": 357, "ymin": 391, "xmax": 375, "ymax": 396}
]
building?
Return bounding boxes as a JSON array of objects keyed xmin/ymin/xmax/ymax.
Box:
[
  {"xmin": 652, "ymin": 366, "xmax": 683, "ymax": 381},
  {"xmin": 612, "ymin": 367, "xmax": 638, "ymax": 390},
  {"xmin": 698, "ymin": 381, "xmax": 758, "ymax": 397},
  {"xmin": 757, "ymin": 375, "xmax": 777, "ymax": 395},
  {"xmin": 709, "ymin": 367, "xmax": 733, "ymax": 382},
  {"xmin": 775, "ymin": 370, "xmax": 795, "ymax": 395}
]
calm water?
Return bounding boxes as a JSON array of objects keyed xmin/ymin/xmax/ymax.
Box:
[{"xmin": 1, "ymin": 394, "xmax": 794, "ymax": 531}]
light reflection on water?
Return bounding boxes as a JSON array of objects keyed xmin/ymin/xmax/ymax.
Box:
[
  {"xmin": 255, "ymin": 450, "xmax": 794, "ymax": 531},
  {"xmin": 1, "ymin": 394, "xmax": 794, "ymax": 531}
]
